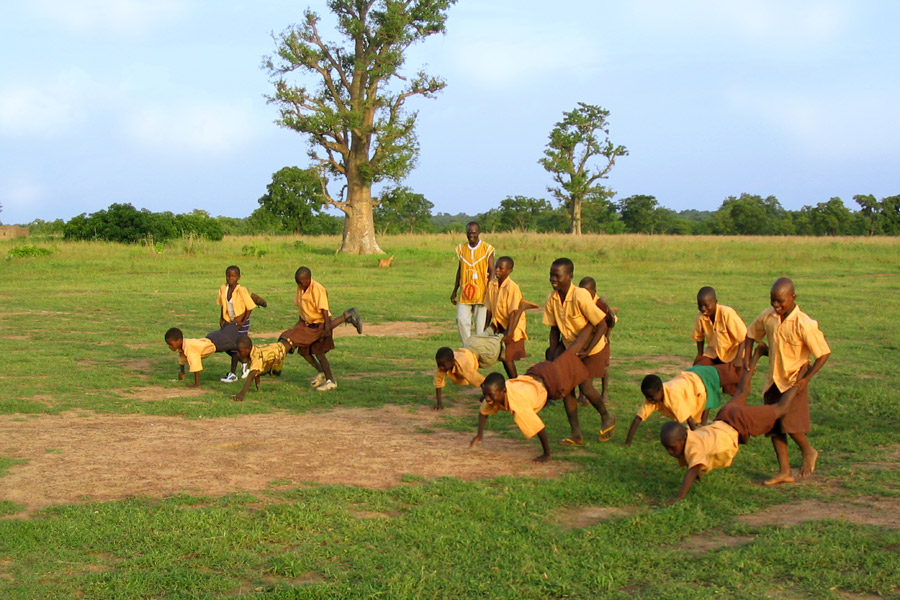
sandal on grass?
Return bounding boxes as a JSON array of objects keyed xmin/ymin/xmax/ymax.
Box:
[
  {"xmin": 559, "ymin": 438, "xmax": 584, "ymax": 446},
  {"xmin": 598, "ymin": 416, "xmax": 617, "ymax": 442}
]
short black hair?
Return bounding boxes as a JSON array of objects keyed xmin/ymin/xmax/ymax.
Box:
[
  {"xmin": 466, "ymin": 221, "xmax": 480, "ymax": 231},
  {"xmin": 295, "ymin": 266, "xmax": 311, "ymax": 279},
  {"xmin": 164, "ymin": 327, "xmax": 183, "ymax": 342},
  {"xmin": 236, "ymin": 334, "xmax": 253, "ymax": 350},
  {"xmin": 660, "ymin": 421, "xmax": 687, "ymax": 447},
  {"xmin": 435, "ymin": 347, "xmax": 454, "ymax": 363},
  {"xmin": 551, "ymin": 257, "xmax": 574, "ymax": 275},
  {"xmin": 482, "ymin": 371, "xmax": 506, "ymax": 392},
  {"xmin": 226, "ymin": 265, "xmax": 241, "ymax": 276},
  {"xmin": 496, "ymin": 256, "xmax": 514, "ymax": 269},
  {"xmin": 578, "ymin": 276, "xmax": 596, "ymax": 289},
  {"xmin": 697, "ymin": 286, "xmax": 716, "ymax": 301},
  {"xmin": 641, "ymin": 374, "xmax": 663, "ymax": 398}
]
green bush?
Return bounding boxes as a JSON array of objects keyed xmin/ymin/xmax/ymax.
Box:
[{"xmin": 6, "ymin": 245, "xmax": 53, "ymax": 259}]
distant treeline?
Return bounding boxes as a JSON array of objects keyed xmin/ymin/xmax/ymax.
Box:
[{"xmin": 22, "ymin": 192, "xmax": 900, "ymax": 242}]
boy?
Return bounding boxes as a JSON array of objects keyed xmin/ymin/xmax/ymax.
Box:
[
  {"xmin": 231, "ymin": 335, "xmax": 289, "ymax": 402},
  {"xmin": 216, "ymin": 265, "xmax": 268, "ymax": 383},
  {"xmin": 279, "ymin": 266, "xmax": 363, "ymax": 392},
  {"xmin": 543, "ymin": 257, "xmax": 615, "ymax": 445},
  {"xmin": 691, "ymin": 286, "xmax": 747, "ymax": 394},
  {"xmin": 483, "ymin": 256, "xmax": 531, "ymax": 378},
  {"xmin": 433, "ymin": 331, "xmax": 506, "ymax": 410},
  {"xmin": 577, "ymin": 276, "xmax": 617, "ymax": 406},
  {"xmin": 470, "ymin": 326, "xmax": 593, "ymax": 462},
  {"xmin": 660, "ymin": 362, "xmax": 804, "ymax": 504},
  {"xmin": 164, "ymin": 322, "xmax": 240, "ymax": 388},
  {"xmin": 450, "ymin": 221, "xmax": 495, "ymax": 344},
  {"xmin": 742, "ymin": 277, "xmax": 831, "ymax": 485}
]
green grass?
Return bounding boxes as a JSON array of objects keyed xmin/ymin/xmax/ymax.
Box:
[{"xmin": 1, "ymin": 233, "xmax": 899, "ymax": 599}]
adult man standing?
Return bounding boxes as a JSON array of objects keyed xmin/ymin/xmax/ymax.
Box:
[{"xmin": 451, "ymin": 221, "xmax": 495, "ymax": 344}]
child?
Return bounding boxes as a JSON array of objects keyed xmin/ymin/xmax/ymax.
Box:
[
  {"xmin": 279, "ymin": 266, "xmax": 362, "ymax": 392},
  {"xmin": 577, "ymin": 276, "xmax": 617, "ymax": 406},
  {"xmin": 164, "ymin": 322, "xmax": 240, "ymax": 388},
  {"xmin": 691, "ymin": 286, "xmax": 747, "ymax": 394},
  {"xmin": 450, "ymin": 221, "xmax": 495, "ymax": 344},
  {"xmin": 433, "ymin": 331, "xmax": 505, "ymax": 410},
  {"xmin": 216, "ymin": 265, "xmax": 267, "ymax": 383},
  {"xmin": 660, "ymin": 363, "xmax": 804, "ymax": 504},
  {"xmin": 543, "ymin": 258, "xmax": 615, "ymax": 445},
  {"xmin": 231, "ymin": 335, "xmax": 289, "ymax": 402},
  {"xmin": 484, "ymin": 256, "xmax": 531, "ymax": 378},
  {"xmin": 470, "ymin": 326, "xmax": 593, "ymax": 462},
  {"xmin": 742, "ymin": 277, "xmax": 831, "ymax": 485}
]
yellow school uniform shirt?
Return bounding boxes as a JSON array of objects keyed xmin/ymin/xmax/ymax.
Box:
[
  {"xmin": 479, "ymin": 375, "xmax": 548, "ymax": 439},
  {"xmin": 294, "ymin": 279, "xmax": 330, "ymax": 324},
  {"xmin": 636, "ymin": 371, "xmax": 706, "ymax": 423},
  {"xmin": 248, "ymin": 342, "xmax": 287, "ymax": 375},
  {"xmin": 747, "ymin": 305, "xmax": 830, "ymax": 393},
  {"xmin": 691, "ymin": 304, "xmax": 747, "ymax": 363},
  {"xmin": 433, "ymin": 348, "xmax": 484, "ymax": 389},
  {"xmin": 455, "ymin": 240, "xmax": 494, "ymax": 304},
  {"xmin": 680, "ymin": 421, "xmax": 739, "ymax": 473},
  {"xmin": 178, "ymin": 338, "xmax": 216, "ymax": 372},
  {"xmin": 217, "ymin": 284, "xmax": 257, "ymax": 323},
  {"xmin": 542, "ymin": 285, "xmax": 607, "ymax": 356},
  {"xmin": 484, "ymin": 277, "xmax": 527, "ymax": 342}
]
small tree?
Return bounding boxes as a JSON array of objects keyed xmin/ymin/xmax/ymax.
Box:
[
  {"xmin": 496, "ymin": 196, "xmax": 553, "ymax": 232},
  {"xmin": 257, "ymin": 166, "xmax": 328, "ymax": 234},
  {"xmin": 374, "ymin": 186, "xmax": 434, "ymax": 234},
  {"xmin": 618, "ymin": 195, "xmax": 660, "ymax": 234},
  {"xmin": 264, "ymin": 0, "xmax": 456, "ymax": 254},
  {"xmin": 539, "ymin": 103, "xmax": 628, "ymax": 234}
]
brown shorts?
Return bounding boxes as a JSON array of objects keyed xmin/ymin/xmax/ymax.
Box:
[
  {"xmin": 763, "ymin": 383, "xmax": 810, "ymax": 435},
  {"xmin": 693, "ymin": 356, "xmax": 744, "ymax": 395},
  {"xmin": 581, "ymin": 342, "xmax": 611, "ymax": 380},
  {"xmin": 503, "ymin": 338, "xmax": 527, "ymax": 362},
  {"xmin": 279, "ymin": 323, "xmax": 336, "ymax": 357},
  {"xmin": 715, "ymin": 403, "xmax": 778, "ymax": 444},
  {"xmin": 525, "ymin": 348, "xmax": 589, "ymax": 400}
]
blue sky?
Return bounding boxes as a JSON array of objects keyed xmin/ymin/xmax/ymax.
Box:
[{"xmin": 1, "ymin": 0, "xmax": 898, "ymax": 224}]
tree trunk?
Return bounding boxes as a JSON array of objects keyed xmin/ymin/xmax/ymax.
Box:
[
  {"xmin": 339, "ymin": 183, "xmax": 383, "ymax": 255},
  {"xmin": 570, "ymin": 197, "xmax": 583, "ymax": 235}
]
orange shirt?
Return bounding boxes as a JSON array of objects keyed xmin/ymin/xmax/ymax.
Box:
[
  {"xmin": 691, "ymin": 304, "xmax": 747, "ymax": 363},
  {"xmin": 680, "ymin": 421, "xmax": 739, "ymax": 473},
  {"xmin": 636, "ymin": 371, "xmax": 706, "ymax": 423},
  {"xmin": 543, "ymin": 285, "xmax": 607, "ymax": 356},
  {"xmin": 747, "ymin": 305, "xmax": 831, "ymax": 392},
  {"xmin": 433, "ymin": 348, "xmax": 484, "ymax": 389},
  {"xmin": 178, "ymin": 338, "xmax": 216, "ymax": 373},
  {"xmin": 455, "ymin": 240, "xmax": 494, "ymax": 304},
  {"xmin": 479, "ymin": 375, "xmax": 548, "ymax": 439},
  {"xmin": 248, "ymin": 342, "xmax": 287, "ymax": 375},
  {"xmin": 217, "ymin": 283, "xmax": 257, "ymax": 323},
  {"xmin": 294, "ymin": 279, "xmax": 330, "ymax": 324},
  {"xmin": 484, "ymin": 277, "xmax": 527, "ymax": 342}
]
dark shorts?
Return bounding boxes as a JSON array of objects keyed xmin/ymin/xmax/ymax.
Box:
[
  {"xmin": 525, "ymin": 348, "xmax": 589, "ymax": 400},
  {"xmin": 581, "ymin": 342, "xmax": 610, "ymax": 380},
  {"xmin": 715, "ymin": 403, "xmax": 778, "ymax": 444},
  {"xmin": 280, "ymin": 323, "xmax": 336, "ymax": 357},
  {"xmin": 694, "ymin": 356, "xmax": 743, "ymax": 395},
  {"xmin": 503, "ymin": 338, "xmax": 527, "ymax": 362},
  {"xmin": 205, "ymin": 322, "xmax": 240, "ymax": 353},
  {"xmin": 763, "ymin": 383, "xmax": 810, "ymax": 435}
]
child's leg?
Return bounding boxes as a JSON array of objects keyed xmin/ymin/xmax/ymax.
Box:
[
  {"xmin": 765, "ymin": 433, "xmax": 795, "ymax": 485},
  {"xmin": 456, "ymin": 303, "xmax": 473, "ymax": 344},
  {"xmin": 229, "ymin": 353, "xmax": 239, "ymax": 374},
  {"xmin": 301, "ymin": 353, "xmax": 322, "ymax": 372},
  {"xmin": 790, "ymin": 432, "xmax": 818, "ymax": 478},
  {"xmin": 562, "ymin": 392, "xmax": 584, "ymax": 444},
  {"xmin": 501, "ymin": 359, "xmax": 518, "ymax": 379},
  {"xmin": 579, "ymin": 378, "xmax": 615, "ymax": 434},
  {"xmin": 316, "ymin": 353, "xmax": 335, "ymax": 382}
]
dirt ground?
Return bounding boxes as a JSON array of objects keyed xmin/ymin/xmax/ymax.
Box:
[
  {"xmin": 0, "ymin": 404, "xmax": 571, "ymax": 516},
  {"xmin": 253, "ymin": 320, "xmax": 443, "ymax": 341}
]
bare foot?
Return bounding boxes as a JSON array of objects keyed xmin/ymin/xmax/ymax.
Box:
[
  {"xmin": 532, "ymin": 454, "xmax": 550, "ymax": 463},
  {"xmin": 763, "ymin": 472, "xmax": 795, "ymax": 486},
  {"xmin": 799, "ymin": 448, "xmax": 818, "ymax": 478}
]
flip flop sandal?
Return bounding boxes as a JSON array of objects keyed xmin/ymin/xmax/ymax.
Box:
[
  {"xmin": 559, "ymin": 438, "xmax": 584, "ymax": 446},
  {"xmin": 598, "ymin": 416, "xmax": 617, "ymax": 442}
]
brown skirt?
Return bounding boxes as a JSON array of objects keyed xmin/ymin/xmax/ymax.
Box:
[
  {"xmin": 279, "ymin": 323, "xmax": 336, "ymax": 357},
  {"xmin": 763, "ymin": 383, "xmax": 810, "ymax": 435},
  {"xmin": 503, "ymin": 338, "xmax": 527, "ymax": 362},
  {"xmin": 715, "ymin": 403, "xmax": 778, "ymax": 444},
  {"xmin": 525, "ymin": 348, "xmax": 589, "ymax": 400},
  {"xmin": 581, "ymin": 342, "xmax": 611, "ymax": 379},
  {"xmin": 694, "ymin": 356, "xmax": 743, "ymax": 395}
]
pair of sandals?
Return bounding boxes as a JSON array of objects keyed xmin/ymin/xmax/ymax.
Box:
[{"xmin": 560, "ymin": 416, "xmax": 617, "ymax": 446}]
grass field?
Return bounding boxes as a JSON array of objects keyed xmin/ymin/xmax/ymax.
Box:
[{"xmin": 1, "ymin": 233, "xmax": 899, "ymax": 599}]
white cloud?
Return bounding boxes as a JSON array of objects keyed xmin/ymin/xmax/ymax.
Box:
[
  {"xmin": 0, "ymin": 69, "xmax": 96, "ymax": 136},
  {"xmin": 26, "ymin": 0, "xmax": 189, "ymax": 36},
  {"xmin": 122, "ymin": 101, "xmax": 260, "ymax": 155}
]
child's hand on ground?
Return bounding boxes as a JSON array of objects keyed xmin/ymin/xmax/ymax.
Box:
[{"xmin": 233, "ymin": 393, "xmax": 244, "ymax": 402}]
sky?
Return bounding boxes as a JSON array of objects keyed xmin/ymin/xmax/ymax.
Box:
[{"xmin": 2, "ymin": 0, "xmax": 898, "ymax": 224}]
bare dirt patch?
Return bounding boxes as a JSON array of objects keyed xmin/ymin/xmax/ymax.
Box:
[
  {"xmin": 121, "ymin": 358, "xmax": 153, "ymax": 371},
  {"xmin": 553, "ymin": 505, "xmax": 642, "ymax": 529},
  {"xmin": 252, "ymin": 321, "xmax": 443, "ymax": 341},
  {"xmin": 737, "ymin": 497, "xmax": 900, "ymax": 529},
  {"xmin": 681, "ymin": 532, "xmax": 755, "ymax": 555},
  {"xmin": 0, "ymin": 405, "xmax": 573, "ymax": 515},
  {"xmin": 123, "ymin": 386, "xmax": 213, "ymax": 402}
]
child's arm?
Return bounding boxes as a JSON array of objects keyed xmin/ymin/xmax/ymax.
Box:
[
  {"xmin": 233, "ymin": 370, "xmax": 260, "ymax": 401},
  {"xmin": 548, "ymin": 326, "xmax": 563, "ymax": 357},
  {"xmin": 178, "ymin": 364, "xmax": 185, "ymax": 380},
  {"xmin": 469, "ymin": 413, "xmax": 488, "ymax": 447},
  {"xmin": 686, "ymin": 417, "xmax": 699, "ymax": 431},
  {"xmin": 695, "ymin": 340, "xmax": 705, "ymax": 361},
  {"xmin": 578, "ymin": 321, "xmax": 608, "ymax": 358},
  {"xmin": 434, "ymin": 388, "xmax": 444, "ymax": 411},
  {"xmin": 623, "ymin": 416, "xmax": 643, "ymax": 445},
  {"xmin": 741, "ymin": 337, "xmax": 757, "ymax": 370},
  {"xmin": 486, "ymin": 252, "xmax": 495, "ymax": 281},
  {"xmin": 321, "ymin": 309, "xmax": 333, "ymax": 335},
  {"xmin": 235, "ymin": 309, "xmax": 252, "ymax": 330},
  {"xmin": 794, "ymin": 353, "xmax": 830, "ymax": 393},
  {"xmin": 666, "ymin": 464, "xmax": 702, "ymax": 504}
]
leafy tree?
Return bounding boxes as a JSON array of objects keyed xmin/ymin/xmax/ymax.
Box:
[
  {"xmin": 618, "ymin": 195, "xmax": 660, "ymax": 234},
  {"xmin": 496, "ymin": 196, "xmax": 553, "ymax": 232},
  {"xmin": 374, "ymin": 186, "xmax": 434, "ymax": 234},
  {"xmin": 257, "ymin": 167, "xmax": 329, "ymax": 234},
  {"xmin": 264, "ymin": 0, "xmax": 456, "ymax": 254},
  {"xmin": 708, "ymin": 194, "xmax": 793, "ymax": 235},
  {"xmin": 854, "ymin": 194, "xmax": 900, "ymax": 235},
  {"xmin": 539, "ymin": 103, "xmax": 628, "ymax": 234},
  {"xmin": 63, "ymin": 204, "xmax": 223, "ymax": 243},
  {"xmin": 798, "ymin": 197, "xmax": 855, "ymax": 236},
  {"xmin": 581, "ymin": 192, "xmax": 623, "ymax": 233}
]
